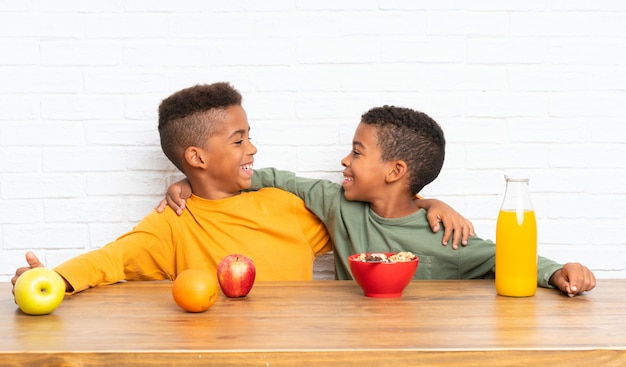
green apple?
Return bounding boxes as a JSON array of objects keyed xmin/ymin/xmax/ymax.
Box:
[{"xmin": 14, "ymin": 268, "xmax": 66, "ymax": 315}]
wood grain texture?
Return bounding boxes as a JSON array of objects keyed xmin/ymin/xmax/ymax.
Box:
[{"xmin": 1, "ymin": 279, "xmax": 625, "ymax": 366}]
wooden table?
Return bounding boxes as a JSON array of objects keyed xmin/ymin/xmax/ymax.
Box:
[{"xmin": 1, "ymin": 279, "xmax": 625, "ymax": 366}]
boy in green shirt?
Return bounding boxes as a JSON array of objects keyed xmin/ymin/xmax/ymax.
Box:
[{"xmin": 164, "ymin": 105, "xmax": 596, "ymax": 297}]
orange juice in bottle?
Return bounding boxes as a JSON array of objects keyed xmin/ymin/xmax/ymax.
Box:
[{"xmin": 495, "ymin": 174, "xmax": 537, "ymax": 297}]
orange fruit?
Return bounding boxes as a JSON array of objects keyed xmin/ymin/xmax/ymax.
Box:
[{"xmin": 172, "ymin": 269, "xmax": 219, "ymax": 312}]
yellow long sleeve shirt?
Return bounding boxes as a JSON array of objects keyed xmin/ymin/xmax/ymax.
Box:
[{"xmin": 55, "ymin": 188, "xmax": 332, "ymax": 293}]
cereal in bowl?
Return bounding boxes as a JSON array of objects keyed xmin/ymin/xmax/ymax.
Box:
[{"xmin": 355, "ymin": 251, "xmax": 416, "ymax": 263}]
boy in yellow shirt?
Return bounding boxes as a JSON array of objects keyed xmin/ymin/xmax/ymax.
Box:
[{"xmin": 12, "ymin": 82, "xmax": 332, "ymax": 294}]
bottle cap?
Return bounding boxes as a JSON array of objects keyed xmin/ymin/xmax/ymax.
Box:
[{"xmin": 504, "ymin": 171, "xmax": 530, "ymax": 181}]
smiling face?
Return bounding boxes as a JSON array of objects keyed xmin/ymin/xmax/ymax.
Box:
[
  {"xmin": 192, "ymin": 105, "xmax": 257, "ymax": 199},
  {"xmin": 340, "ymin": 122, "xmax": 394, "ymax": 202}
]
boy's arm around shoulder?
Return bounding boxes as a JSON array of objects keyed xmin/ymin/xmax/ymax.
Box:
[
  {"xmin": 252, "ymin": 167, "xmax": 343, "ymax": 223},
  {"xmin": 252, "ymin": 167, "xmax": 341, "ymax": 201},
  {"xmin": 250, "ymin": 167, "xmax": 298, "ymax": 192},
  {"xmin": 156, "ymin": 168, "xmax": 340, "ymax": 216}
]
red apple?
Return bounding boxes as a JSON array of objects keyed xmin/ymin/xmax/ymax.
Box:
[{"xmin": 217, "ymin": 254, "xmax": 256, "ymax": 298}]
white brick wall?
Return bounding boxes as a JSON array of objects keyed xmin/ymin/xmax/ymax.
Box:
[{"xmin": 1, "ymin": 2, "xmax": 625, "ymax": 281}]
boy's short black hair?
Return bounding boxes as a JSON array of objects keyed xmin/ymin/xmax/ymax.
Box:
[
  {"xmin": 361, "ymin": 105, "xmax": 445, "ymax": 195},
  {"xmin": 158, "ymin": 82, "xmax": 242, "ymax": 173}
]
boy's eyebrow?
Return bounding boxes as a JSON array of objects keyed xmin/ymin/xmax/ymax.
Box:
[
  {"xmin": 228, "ymin": 127, "xmax": 250, "ymax": 139},
  {"xmin": 353, "ymin": 140, "xmax": 366, "ymax": 149}
]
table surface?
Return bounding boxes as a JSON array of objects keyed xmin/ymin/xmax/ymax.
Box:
[{"xmin": 1, "ymin": 279, "xmax": 625, "ymax": 367}]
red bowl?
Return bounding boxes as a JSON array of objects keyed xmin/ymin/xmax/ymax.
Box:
[{"xmin": 348, "ymin": 252, "xmax": 419, "ymax": 298}]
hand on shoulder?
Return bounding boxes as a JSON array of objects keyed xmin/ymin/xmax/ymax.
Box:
[{"xmin": 154, "ymin": 178, "xmax": 192, "ymax": 215}]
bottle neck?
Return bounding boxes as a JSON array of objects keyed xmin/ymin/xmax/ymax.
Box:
[{"xmin": 501, "ymin": 179, "xmax": 534, "ymax": 211}]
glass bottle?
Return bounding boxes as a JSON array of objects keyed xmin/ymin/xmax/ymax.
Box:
[{"xmin": 495, "ymin": 173, "xmax": 537, "ymax": 297}]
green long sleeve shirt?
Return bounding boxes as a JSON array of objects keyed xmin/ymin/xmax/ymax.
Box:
[{"xmin": 250, "ymin": 168, "xmax": 563, "ymax": 288}]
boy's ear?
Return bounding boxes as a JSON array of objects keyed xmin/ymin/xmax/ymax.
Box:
[
  {"xmin": 184, "ymin": 146, "xmax": 207, "ymax": 168},
  {"xmin": 385, "ymin": 160, "xmax": 409, "ymax": 183}
]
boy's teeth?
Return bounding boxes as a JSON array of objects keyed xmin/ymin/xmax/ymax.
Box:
[{"xmin": 242, "ymin": 164, "xmax": 253, "ymax": 170}]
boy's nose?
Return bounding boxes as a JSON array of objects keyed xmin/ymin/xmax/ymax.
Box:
[
  {"xmin": 340, "ymin": 154, "xmax": 349, "ymax": 167},
  {"xmin": 247, "ymin": 141, "xmax": 258, "ymax": 155}
]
